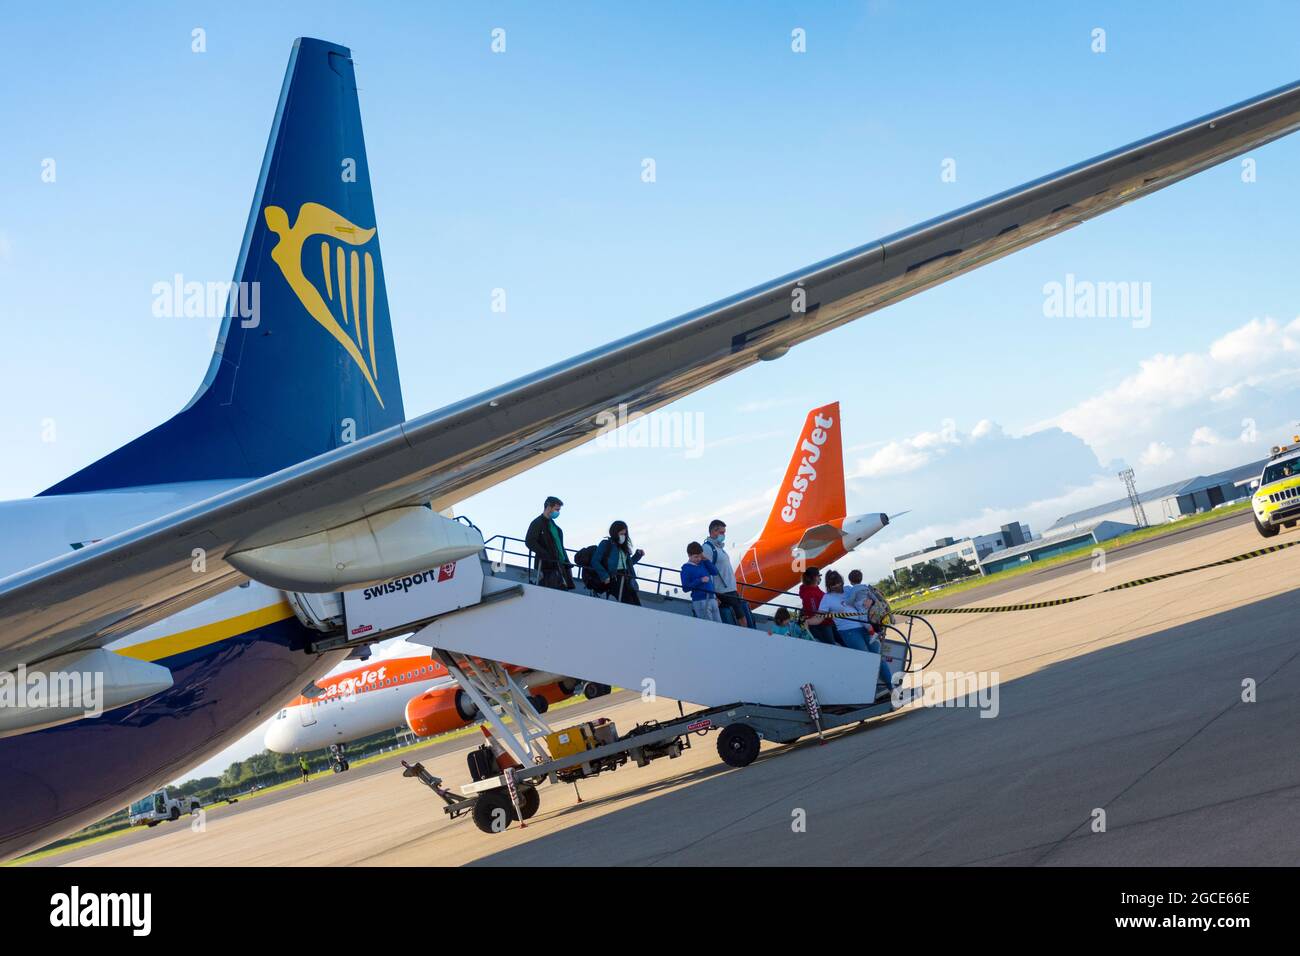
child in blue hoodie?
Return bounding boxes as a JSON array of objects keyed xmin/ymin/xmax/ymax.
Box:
[{"xmin": 681, "ymin": 541, "xmax": 722, "ymax": 623}]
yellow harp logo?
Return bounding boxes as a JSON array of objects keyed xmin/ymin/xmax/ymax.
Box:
[{"xmin": 264, "ymin": 202, "xmax": 385, "ymax": 407}]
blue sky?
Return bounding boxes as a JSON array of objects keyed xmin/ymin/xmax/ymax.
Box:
[{"xmin": 5, "ymin": 1, "xmax": 1300, "ymax": 620}]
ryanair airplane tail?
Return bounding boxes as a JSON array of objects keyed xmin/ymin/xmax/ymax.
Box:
[
  {"xmin": 43, "ymin": 38, "xmax": 404, "ymax": 495},
  {"xmin": 759, "ymin": 402, "xmax": 847, "ymax": 539}
]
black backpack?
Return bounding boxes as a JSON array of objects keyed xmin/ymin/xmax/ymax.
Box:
[{"xmin": 573, "ymin": 544, "xmax": 606, "ymax": 594}]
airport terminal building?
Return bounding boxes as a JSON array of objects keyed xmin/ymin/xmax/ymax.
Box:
[
  {"xmin": 891, "ymin": 523, "xmax": 1032, "ymax": 581},
  {"xmin": 978, "ymin": 461, "xmax": 1264, "ymax": 575},
  {"xmin": 980, "ymin": 519, "xmax": 1135, "ymax": 575}
]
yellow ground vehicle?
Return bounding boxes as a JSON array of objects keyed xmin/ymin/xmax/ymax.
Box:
[{"xmin": 1250, "ymin": 443, "xmax": 1300, "ymax": 537}]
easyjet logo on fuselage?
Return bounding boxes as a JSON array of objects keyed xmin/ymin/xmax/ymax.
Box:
[
  {"xmin": 300, "ymin": 658, "xmax": 447, "ymax": 705},
  {"xmin": 780, "ymin": 413, "xmax": 834, "ymax": 523},
  {"xmin": 321, "ymin": 665, "xmax": 387, "ymax": 700}
]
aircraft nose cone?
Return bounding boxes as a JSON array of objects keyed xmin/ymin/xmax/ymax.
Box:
[{"xmin": 264, "ymin": 724, "xmax": 288, "ymax": 753}]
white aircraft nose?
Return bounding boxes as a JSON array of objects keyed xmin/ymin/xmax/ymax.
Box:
[{"xmin": 263, "ymin": 720, "xmax": 294, "ymax": 754}]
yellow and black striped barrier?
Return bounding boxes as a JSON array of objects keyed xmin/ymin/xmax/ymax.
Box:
[{"xmin": 894, "ymin": 537, "xmax": 1300, "ymax": 615}]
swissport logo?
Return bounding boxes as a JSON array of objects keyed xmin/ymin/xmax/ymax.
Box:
[
  {"xmin": 780, "ymin": 412, "xmax": 834, "ymax": 523},
  {"xmin": 360, "ymin": 563, "xmax": 457, "ymax": 601}
]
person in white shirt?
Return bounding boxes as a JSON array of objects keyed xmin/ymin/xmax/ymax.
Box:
[
  {"xmin": 818, "ymin": 571, "xmax": 870, "ymax": 651},
  {"xmin": 819, "ymin": 570, "xmax": 894, "ymax": 697}
]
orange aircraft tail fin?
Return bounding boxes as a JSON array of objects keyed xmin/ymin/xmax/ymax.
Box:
[{"xmin": 759, "ymin": 402, "xmax": 846, "ymax": 539}]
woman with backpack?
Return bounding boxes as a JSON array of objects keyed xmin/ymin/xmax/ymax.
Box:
[{"xmin": 593, "ymin": 520, "xmax": 644, "ymax": 605}]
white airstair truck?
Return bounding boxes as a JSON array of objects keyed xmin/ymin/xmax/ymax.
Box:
[{"xmin": 314, "ymin": 528, "xmax": 931, "ymax": 835}]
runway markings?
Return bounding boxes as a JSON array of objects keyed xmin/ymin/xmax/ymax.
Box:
[{"xmin": 904, "ymin": 538, "xmax": 1300, "ymax": 615}]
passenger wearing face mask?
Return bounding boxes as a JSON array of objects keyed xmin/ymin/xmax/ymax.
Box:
[
  {"xmin": 593, "ymin": 520, "xmax": 645, "ymax": 606},
  {"xmin": 525, "ymin": 496, "xmax": 574, "ymax": 590},
  {"xmin": 703, "ymin": 519, "xmax": 756, "ymax": 629}
]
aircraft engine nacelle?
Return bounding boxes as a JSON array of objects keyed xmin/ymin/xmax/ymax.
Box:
[
  {"xmin": 839, "ymin": 512, "xmax": 889, "ymax": 549},
  {"xmin": 0, "ymin": 649, "xmax": 174, "ymax": 740},
  {"xmin": 529, "ymin": 678, "xmax": 578, "ymax": 705},
  {"xmin": 228, "ymin": 506, "xmax": 484, "ymax": 593},
  {"xmin": 405, "ymin": 685, "xmax": 478, "ymax": 738}
]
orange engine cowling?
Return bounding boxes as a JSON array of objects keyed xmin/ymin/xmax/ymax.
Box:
[
  {"xmin": 530, "ymin": 679, "xmax": 577, "ymax": 706},
  {"xmin": 405, "ymin": 686, "xmax": 478, "ymax": 738}
]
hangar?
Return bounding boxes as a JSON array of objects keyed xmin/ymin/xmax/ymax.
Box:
[{"xmin": 979, "ymin": 460, "xmax": 1264, "ymax": 575}]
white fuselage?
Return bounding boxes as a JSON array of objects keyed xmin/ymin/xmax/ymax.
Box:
[
  {"xmin": 0, "ymin": 481, "xmax": 245, "ymax": 579},
  {"xmin": 0, "ymin": 481, "xmax": 287, "ymax": 658},
  {"xmin": 264, "ymin": 671, "xmax": 456, "ymax": 753}
]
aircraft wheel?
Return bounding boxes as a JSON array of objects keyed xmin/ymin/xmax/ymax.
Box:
[
  {"xmin": 717, "ymin": 723, "xmax": 760, "ymax": 768},
  {"xmin": 472, "ymin": 791, "xmax": 515, "ymax": 834},
  {"xmin": 1255, "ymin": 514, "xmax": 1279, "ymax": 538},
  {"xmin": 583, "ymin": 682, "xmax": 611, "ymax": 700},
  {"xmin": 528, "ymin": 693, "xmax": 549, "ymax": 715}
]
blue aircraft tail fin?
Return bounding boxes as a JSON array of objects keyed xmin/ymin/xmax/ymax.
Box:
[{"xmin": 43, "ymin": 38, "xmax": 404, "ymax": 496}]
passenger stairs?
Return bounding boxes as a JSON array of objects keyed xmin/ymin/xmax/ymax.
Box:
[{"xmin": 299, "ymin": 527, "xmax": 919, "ymax": 766}]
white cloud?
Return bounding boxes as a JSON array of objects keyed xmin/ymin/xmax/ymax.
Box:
[
  {"xmin": 853, "ymin": 440, "xmax": 932, "ymax": 479},
  {"xmin": 1041, "ymin": 315, "xmax": 1300, "ymax": 470},
  {"xmin": 1139, "ymin": 441, "xmax": 1174, "ymax": 466},
  {"xmin": 1208, "ymin": 316, "xmax": 1300, "ymax": 363},
  {"xmin": 849, "ymin": 417, "xmax": 977, "ymax": 480}
]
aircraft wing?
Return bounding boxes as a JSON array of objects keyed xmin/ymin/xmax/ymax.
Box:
[{"xmin": 4, "ymin": 77, "xmax": 1300, "ymax": 671}]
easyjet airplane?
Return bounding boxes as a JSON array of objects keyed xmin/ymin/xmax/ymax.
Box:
[
  {"xmin": 736, "ymin": 402, "xmax": 888, "ymax": 604},
  {"xmin": 263, "ymin": 642, "xmax": 580, "ymax": 753},
  {"xmin": 3, "ymin": 36, "xmax": 1298, "ymax": 860}
]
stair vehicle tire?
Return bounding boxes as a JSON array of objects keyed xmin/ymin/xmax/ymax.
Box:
[
  {"xmin": 472, "ymin": 791, "xmax": 516, "ymax": 834},
  {"xmin": 717, "ymin": 723, "xmax": 761, "ymax": 768}
]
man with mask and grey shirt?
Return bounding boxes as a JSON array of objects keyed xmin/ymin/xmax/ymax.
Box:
[{"xmin": 703, "ymin": 519, "xmax": 756, "ymax": 629}]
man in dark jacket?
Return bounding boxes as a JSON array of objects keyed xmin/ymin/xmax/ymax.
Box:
[{"xmin": 525, "ymin": 496, "xmax": 574, "ymax": 590}]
